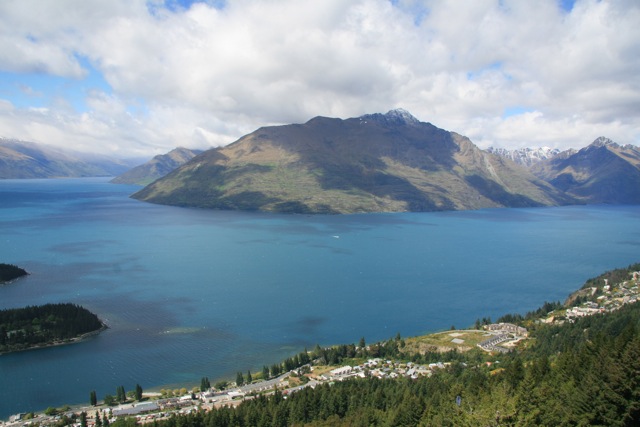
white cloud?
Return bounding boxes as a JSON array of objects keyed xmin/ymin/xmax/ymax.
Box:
[{"xmin": 0, "ymin": 0, "xmax": 638, "ymax": 157}]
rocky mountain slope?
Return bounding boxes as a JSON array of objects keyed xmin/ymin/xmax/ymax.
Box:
[
  {"xmin": 531, "ymin": 137, "xmax": 640, "ymax": 204},
  {"xmin": 133, "ymin": 109, "xmax": 570, "ymax": 214},
  {"xmin": 0, "ymin": 138, "xmax": 136, "ymax": 179},
  {"xmin": 486, "ymin": 146, "xmax": 562, "ymax": 167},
  {"xmin": 111, "ymin": 147, "xmax": 203, "ymax": 185}
]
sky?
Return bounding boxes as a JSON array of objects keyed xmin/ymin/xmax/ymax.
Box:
[{"xmin": 0, "ymin": 0, "xmax": 639, "ymax": 158}]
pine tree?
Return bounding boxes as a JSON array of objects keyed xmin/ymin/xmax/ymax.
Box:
[
  {"xmin": 95, "ymin": 411, "xmax": 102, "ymax": 427},
  {"xmin": 236, "ymin": 371, "xmax": 244, "ymax": 386},
  {"xmin": 247, "ymin": 370, "xmax": 252, "ymax": 384},
  {"xmin": 135, "ymin": 384, "xmax": 143, "ymax": 401},
  {"xmin": 90, "ymin": 390, "xmax": 97, "ymax": 406},
  {"xmin": 271, "ymin": 363, "xmax": 281, "ymax": 377},
  {"xmin": 116, "ymin": 385, "xmax": 126, "ymax": 403}
]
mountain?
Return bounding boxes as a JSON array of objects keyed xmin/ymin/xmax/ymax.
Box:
[
  {"xmin": 132, "ymin": 109, "xmax": 570, "ymax": 214},
  {"xmin": 111, "ymin": 147, "xmax": 203, "ymax": 185},
  {"xmin": 0, "ymin": 138, "xmax": 136, "ymax": 179},
  {"xmin": 531, "ymin": 137, "xmax": 640, "ymax": 204},
  {"xmin": 486, "ymin": 146, "xmax": 562, "ymax": 167}
]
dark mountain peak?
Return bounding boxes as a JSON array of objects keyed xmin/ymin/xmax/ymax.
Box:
[
  {"xmin": 111, "ymin": 146, "xmax": 203, "ymax": 185},
  {"xmin": 590, "ymin": 136, "xmax": 618, "ymax": 149},
  {"xmin": 385, "ymin": 108, "xmax": 420, "ymax": 124},
  {"xmin": 154, "ymin": 146, "xmax": 202, "ymax": 162},
  {"xmin": 358, "ymin": 108, "xmax": 421, "ymax": 127}
]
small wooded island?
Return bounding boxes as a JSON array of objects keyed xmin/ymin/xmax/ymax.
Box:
[
  {"xmin": 0, "ymin": 303, "xmax": 105, "ymax": 354},
  {"xmin": 0, "ymin": 263, "xmax": 28, "ymax": 284}
]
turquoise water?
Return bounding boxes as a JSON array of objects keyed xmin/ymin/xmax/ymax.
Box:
[{"xmin": 1, "ymin": 177, "xmax": 639, "ymax": 418}]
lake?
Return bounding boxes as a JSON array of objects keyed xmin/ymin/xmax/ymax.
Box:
[{"xmin": 1, "ymin": 177, "xmax": 639, "ymax": 418}]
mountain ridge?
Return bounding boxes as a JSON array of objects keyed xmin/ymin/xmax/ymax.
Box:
[
  {"xmin": 531, "ymin": 137, "xmax": 640, "ymax": 204},
  {"xmin": 133, "ymin": 110, "xmax": 571, "ymax": 214},
  {"xmin": 111, "ymin": 147, "xmax": 203, "ymax": 185},
  {"xmin": 486, "ymin": 146, "xmax": 562, "ymax": 167}
]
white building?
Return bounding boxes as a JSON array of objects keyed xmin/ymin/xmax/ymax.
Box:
[{"xmin": 330, "ymin": 366, "xmax": 353, "ymax": 377}]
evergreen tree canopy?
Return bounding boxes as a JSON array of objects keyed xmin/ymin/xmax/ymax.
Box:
[
  {"xmin": 0, "ymin": 263, "xmax": 28, "ymax": 283},
  {"xmin": 0, "ymin": 303, "xmax": 104, "ymax": 353}
]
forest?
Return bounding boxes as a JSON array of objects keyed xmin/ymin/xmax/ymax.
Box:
[
  {"xmin": 0, "ymin": 303, "xmax": 104, "ymax": 353},
  {"xmin": 0, "ymin": 262, "xmax": 28, "ymax": 283},
  {"xmin": 136, "ymin": 264, "xmax": 640, "ymax": 427}
]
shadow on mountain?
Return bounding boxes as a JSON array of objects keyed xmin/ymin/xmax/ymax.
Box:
[
  {"xmin": 292, "ymin": 118, "xmax": 461, "ymax": 211},
  {"xmin": 465, "ymin": 175, "xmax": 542, "ymax": 208}
]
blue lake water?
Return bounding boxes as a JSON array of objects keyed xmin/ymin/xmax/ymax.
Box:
[{"xmin": 1, "ymin": 177, "xmax": 639, "ymax": 418}]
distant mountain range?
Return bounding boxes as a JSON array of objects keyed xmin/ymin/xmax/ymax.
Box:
[
  {"xmin": 0, "ymin": 138, "xmax": 137, "ymax": 179},
  {"xmin": 132, "ymin": 109, "xmax": 571, "ymax": 214},
  {"xmin": 530, "ymin": 137, "xmax": 640, "ymax": 204},
  {"xmin": 487, "ymin": 137, "xmax": 640, "ymax": 205},
  {"xmin": 486, "ymin": 146, "xmax": 563, "ymax": 167},
  {"xmin": 4, "ymin": 112, "xmax": 638, "ymax": 214},
  {"xmin": 111, "ymin": 147, "xmax": 203, "ymax": 185}
]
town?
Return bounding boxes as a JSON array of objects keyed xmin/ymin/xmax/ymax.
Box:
[{"xmin": 543, "ymin": 270, "xmax": 640, "ymax": 324}]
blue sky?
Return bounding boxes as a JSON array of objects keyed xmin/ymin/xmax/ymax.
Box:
[
  {"xmin": 0, "ymin": 0, "xmax": 638, "ymax": 157},
  {"xmin": 0, "ymin": 57, "xmax": 111, "ymax": 112}
]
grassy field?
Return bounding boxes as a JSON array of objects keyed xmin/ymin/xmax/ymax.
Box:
[{"xmin": 403, "ymin": 329, "xmax": 492, "ymax": 354}]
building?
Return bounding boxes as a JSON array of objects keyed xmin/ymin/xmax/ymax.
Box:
[
  {"xmin": 485, "ymin": 323, "xmax": 528, "ymax": 337},
  {"xmin": 111, "ymin": 402, "xmax": 159, "ymax": 417}
]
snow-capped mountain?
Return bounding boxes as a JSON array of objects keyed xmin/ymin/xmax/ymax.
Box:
[
  {"xmin": 486, "ymin": 146, "xmax": 562, "ymax": 167},
  {"xmin": 358, "ymin": 108, "xmax": 421, "ymax": 126}
]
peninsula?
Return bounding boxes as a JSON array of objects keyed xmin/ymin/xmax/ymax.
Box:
[
  {"xmin": 0, "ymin": 303, "xmax": 106, "ymax": 354},
  {"xmin": 0, "ymin": 263, "xmax": 28, "ymax": 284}
]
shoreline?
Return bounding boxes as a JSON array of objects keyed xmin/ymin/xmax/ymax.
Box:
[
  {"xmin": 2, "ymin": 261, "xmax": 638, "ymax": 421},
  {"xmin": 0, "ymin": 272, "xmax": 29, "ymax": 286}
]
